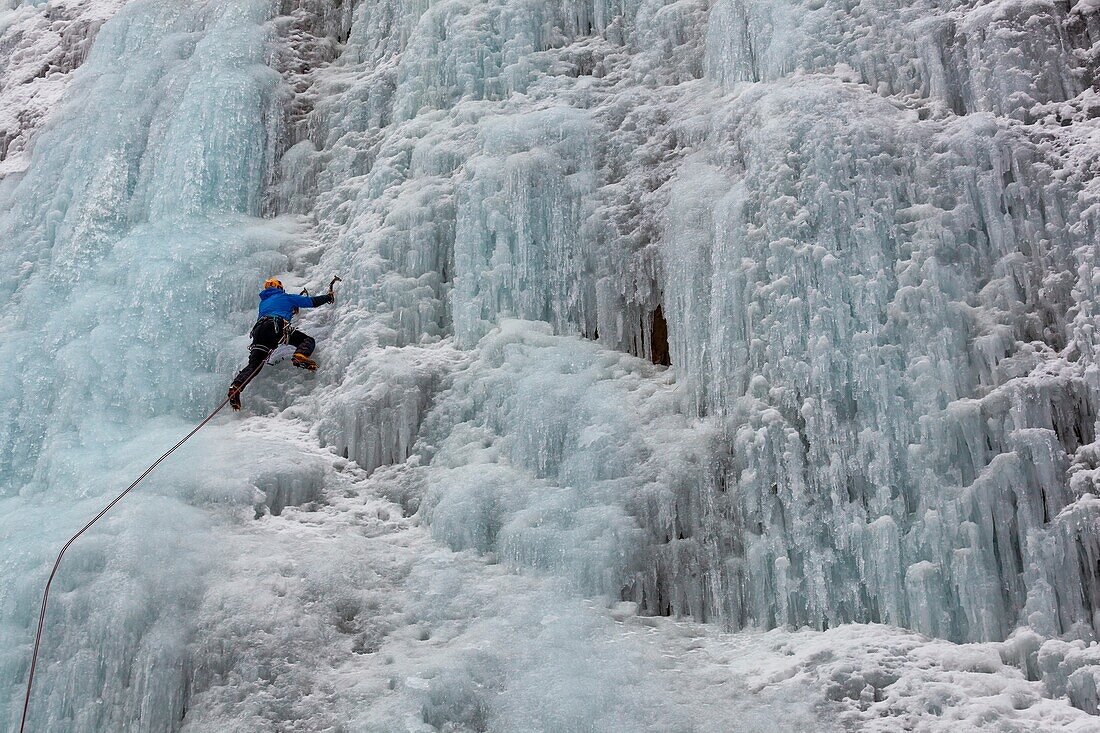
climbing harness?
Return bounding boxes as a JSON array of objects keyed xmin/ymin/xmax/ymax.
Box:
[
  {"xmin": 254, "ymin": 317, "xmax": 292, "ymax": 365},
  {"xmin": 253, "ymin": 315, "xmax": 292, "ymax": 346},
  {"xmin": 18, "ymin": 358, "xmax": 269, "ymax": 733}
]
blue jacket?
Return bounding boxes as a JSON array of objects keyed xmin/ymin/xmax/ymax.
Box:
[{"xmin": 257, "ymin": 287, "xmax": 330, "ymax": 321}]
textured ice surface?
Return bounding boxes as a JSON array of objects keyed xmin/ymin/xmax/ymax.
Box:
[
  {"xmin": 295, "ymin": 0, "xmax": 1100, "ymax": 640},
  {"xmin": 0, "ymin": 1, "xmax": 305, "ymax": 729},
  {"xmin": 0, "ymin": 0, "xmax": 134, "ymax": 176},
  {"xmin": 1, "ymin": 0, "xmax": 1099, "ymax": 730}
]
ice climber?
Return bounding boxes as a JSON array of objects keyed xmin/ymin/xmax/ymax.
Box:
[{"xmin": 227, "ymin": 278, "xmax": 335, "ymax": 411}]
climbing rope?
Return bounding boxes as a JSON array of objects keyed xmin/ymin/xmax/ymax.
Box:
[{"xmin": 18, "ymin": 360, "xmax": 268, "ymax": 733}]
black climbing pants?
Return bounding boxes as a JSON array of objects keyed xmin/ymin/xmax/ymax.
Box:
[{"xmin": 231, "ymin": 317, "xmax": 315, "ymax": 390}]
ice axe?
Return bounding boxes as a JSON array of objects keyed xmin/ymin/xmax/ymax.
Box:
[{"xmin": 299, "ymin": 276, "xmax": 343, "ymax": 297}]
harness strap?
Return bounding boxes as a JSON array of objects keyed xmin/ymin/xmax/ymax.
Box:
[{"xmin": 254, "ymin": 315, "xmax": 292, "ymax": 346}]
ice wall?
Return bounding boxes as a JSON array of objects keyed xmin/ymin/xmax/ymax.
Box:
[
  {"xmin": 0, "ymin": 1, "xmax": 314, "ymax": 729},
  {"xmin": 0, "ymin": 0, "xmax": 295, "ymax": 491},
  {"xmin": 289, "ymin": 0, "xmax": 1100, "ymax": 651},
  {"xmin": 660, "ymin": 0, "xmax": 1100, "ymax": 642},
  {"xmin": 1, "ymin": 0, "xmax": 1099, "ymax": 728}
]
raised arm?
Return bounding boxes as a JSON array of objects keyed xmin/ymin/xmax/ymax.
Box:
[{"xmin": 287, "ymin": 292, "xmax": 333, "ymax": 309}]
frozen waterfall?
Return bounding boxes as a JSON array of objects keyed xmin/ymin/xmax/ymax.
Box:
[{"xmin": 1, "ymin": 0, "xmax": 1099, "ymax": 730}]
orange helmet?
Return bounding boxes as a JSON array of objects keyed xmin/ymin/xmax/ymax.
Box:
[{"xmin": 263, "ymin": 278, "xmax": 284, "ymax": 290}]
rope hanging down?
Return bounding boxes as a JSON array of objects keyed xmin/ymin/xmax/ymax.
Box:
[{"xmin": 18, "ymin": 359, "xmax": 269, "ymax": 733}]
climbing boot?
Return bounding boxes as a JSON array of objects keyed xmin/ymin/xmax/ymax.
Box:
[
  {"xmin": 228, "ymin": 386, "xmax": 242, "ymax": 411},
  {"xmin": 292, "ymin": 353, "xmax": 318, "ymax": 372}
]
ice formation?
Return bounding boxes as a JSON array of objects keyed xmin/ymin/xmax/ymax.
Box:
[{"xmin": 1, "ymin": 0, "xmax": 1098, "ymax": 730}]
